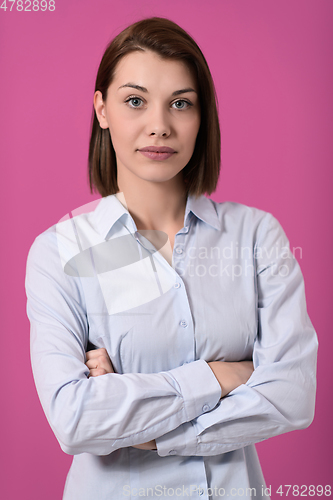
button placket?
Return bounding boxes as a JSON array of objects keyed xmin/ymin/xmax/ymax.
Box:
[{"xmin": 172, "ymin": 221, "xmax": 189, "ymax": 270}]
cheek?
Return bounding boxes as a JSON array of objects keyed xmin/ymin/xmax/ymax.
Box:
[
  {"xmin": 109, "ymin": 119, "xmax": 135, "ymax": 152},
  {"xmin": 183, "ymin": 120, "xmax": 200, "ymax": 149},
  {"xmin": 109, "ymin": 114, "xmax": 126, "ymax": 137}
]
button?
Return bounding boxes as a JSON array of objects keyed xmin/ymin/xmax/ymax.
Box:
[
  {"xmin": 174, "ymin": 283, "xmax": 181, "ymax": 289},
  {"xmin": 175, "ymin": 247, "xmax": 183, "ymax": 254},
  {"xmin": 199, "ymin": 488, "xmax": 204, "ymax": 496},
  {"xmin": 202, "ymin": 404, "xmax": 210, "ymax": 412},
  {"xmin": 179, "ymin": 320, "xmax": 188, "ymax": 328},
  {"xmin": 184, "ymin": 226, "xmax": 189, "ymax": 233},
  {"xmin": 168, "ymin": 450, "xmax": 177, "ymax": 455}
]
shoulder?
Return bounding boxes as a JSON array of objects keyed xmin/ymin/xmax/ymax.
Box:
[
  {"xmin": 26, "ymin": 199, "xmax": 104, "ymax": 272},
  {"xmin": 208, "ymin": 200, "xmax": 294, "ymax": 271},
  {"xmin": 212, "ymin": 200, "xmax": 267, "ymax": 219},
  {"xmin": 207, "ymin": 199, "xmax": 290, "ymax": 251},
  {"xmin": 211, "ymin": 199, "xmax": 276, "ymax": 233}
]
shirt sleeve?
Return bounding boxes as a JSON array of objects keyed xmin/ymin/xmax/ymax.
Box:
[
  {"xmin": 156, "ymin": 212, "xmax": 318, "ymax": 457},
  {"xmin": 26, "ymin": 230, "xmax": 221, "ymax": 456}
]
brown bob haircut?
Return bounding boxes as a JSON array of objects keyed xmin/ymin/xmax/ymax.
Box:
[{"xmin": 88, "ymin": 17, "xmax": 221, "ymax": 199}]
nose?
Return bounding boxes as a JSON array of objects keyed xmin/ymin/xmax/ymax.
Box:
[{"xmin": 146, "ymin": 105, "xmax": 171, "ymax": 137}]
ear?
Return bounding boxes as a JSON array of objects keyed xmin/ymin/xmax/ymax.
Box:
[{"xmin": 94, "ymin": 91, "xmax": 109, "ymax": 129}]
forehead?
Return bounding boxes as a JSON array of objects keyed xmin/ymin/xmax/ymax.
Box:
[{"xmin": 111, "ymin": 50, "xmax": 198, "ymax": 91}]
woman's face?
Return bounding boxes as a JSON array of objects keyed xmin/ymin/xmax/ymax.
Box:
[{"xmin": 94, "ymin": 49, "xmax": 201, "ymax": 190}]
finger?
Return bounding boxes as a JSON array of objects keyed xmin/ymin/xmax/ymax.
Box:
[
  {"xmin": 85, "ymin": 356, "xmax": 114, "ymax": 373},
  {"xmin": 86, "ymin": 348, "xmax": 108, "ymax": 360},
  {"xmin": 88, "ymin": 367, "xmax": 108, "ymax": 378},
  {"xmin": 86, "ymin": 359, "xmax": 101, "ymax": 369}
]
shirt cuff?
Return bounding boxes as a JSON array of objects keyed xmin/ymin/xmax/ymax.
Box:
[
  {"xmin": 166, "ymin": 359, "xmax": 222, "ymax": 422},
  {"xmin": 156, "ymin": 421, "xmax": 198, "ymax": 457}
]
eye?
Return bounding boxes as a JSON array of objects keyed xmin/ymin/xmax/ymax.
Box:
[
  {"xmin": 172, "ymin": 100, "xmax": 192, "ymax": 110},
  {"xmin": 124, "ymin": 96, "xmax": 193, "ymax": 110},
  {"xmin": 125, "ymin": 96, "xmax": 144, "ymax": 108}
]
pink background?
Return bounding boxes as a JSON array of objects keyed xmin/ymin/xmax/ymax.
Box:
[{"xmin": 1, "ymin": 0, "xmax": 332, "ymax": 498}]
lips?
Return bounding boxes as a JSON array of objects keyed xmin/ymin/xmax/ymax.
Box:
[{"xmin": 138, "ymin": 146, "xmax": 176, "ymax": 153}]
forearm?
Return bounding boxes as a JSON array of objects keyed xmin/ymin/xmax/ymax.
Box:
[
  {"xmin": 129, "ymin": 360, "xmax": 254, "ymax": 451},
  {"xmin": 156, "ymin": 348, "xmax": 317, "ymax": 458},
  {"xmin": 207, "ymin": 360, "xmax": 254, "ymax": 397},
  {"xmin": 31, "ymin": 332, "xmax": 221, "ymax": 456},
  {"xmin": 86, "ymin": 349, "xmax": 254, "ymax": 451}
]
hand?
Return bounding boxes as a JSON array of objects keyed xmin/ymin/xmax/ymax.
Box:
[
  {"xmin": 132, "ymin": 440, "xmax": 157, "ymax": 451},
  {"xmin": 208, "ymin": 360, "xmax": 254, "ymax": 398},
  {"xmin": 85, "ymin": 349, "xmax": 156, "ymax": 451},
  {"xmin": 85, "ymin": 348, "xmax": 115, "ymax": 377}
]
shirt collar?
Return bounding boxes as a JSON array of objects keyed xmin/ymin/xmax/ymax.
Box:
[
  {"xmin": 185, "ymin": 194, "xmax": 221, "ymax": 231},
  {"xmin": 91, "ymin": 192, "xmax": 220, "ymax": 240}
]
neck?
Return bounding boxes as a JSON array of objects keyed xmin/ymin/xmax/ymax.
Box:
[{"xmin": 116, "ymin": 178, "xmax": 188, "ymax": 232}]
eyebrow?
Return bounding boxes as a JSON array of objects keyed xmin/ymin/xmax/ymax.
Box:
[{"xmin": 117, "ymin": 83, "xmax": 197, "ymax": 96}]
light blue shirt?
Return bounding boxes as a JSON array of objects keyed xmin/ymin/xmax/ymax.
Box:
[{"xmin": 25, "ymin": 193, "xmax": 318, "ymax": 500}]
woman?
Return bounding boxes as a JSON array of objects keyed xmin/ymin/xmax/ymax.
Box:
[{"xmin": 25, "ymin": 17, "xmax": 318, "ymax": 500}]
